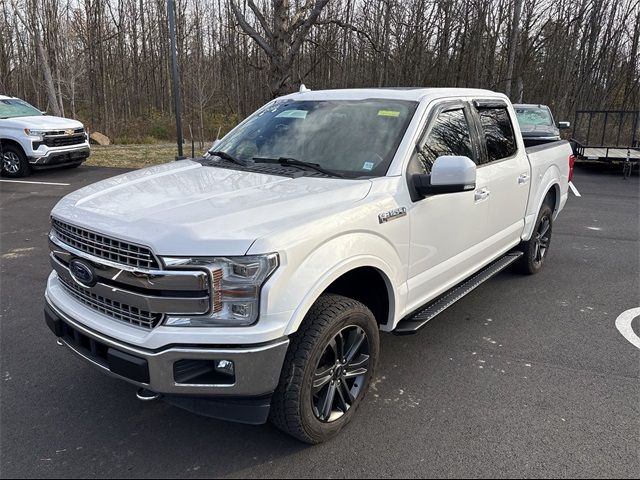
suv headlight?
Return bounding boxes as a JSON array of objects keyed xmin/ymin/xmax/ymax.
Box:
[
  {"xmin": 161, "ymin": 254, "xmax": 278, "ymax": 327},
  {"xmin": 24, "ymin": 128, "xmax": 47, "ymax": 141}
]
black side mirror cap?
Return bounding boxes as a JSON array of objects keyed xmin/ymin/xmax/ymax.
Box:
[{"xmin": 412, "ymin": 174, "xmax": 475, "ymax": 197}]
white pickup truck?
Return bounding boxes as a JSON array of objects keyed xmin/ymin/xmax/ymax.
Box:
[
  {"xmin": 44, "ymin": 88, "xmax": 574, "ymax": 443},
  {"xmin": 0, "ymin": 95, "xmax": 90, "ymax": 177}
]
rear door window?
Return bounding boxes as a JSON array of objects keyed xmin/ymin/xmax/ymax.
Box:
[{"xmin": 477, "ymin": 107, "xmax": 518, "ymax": 163}]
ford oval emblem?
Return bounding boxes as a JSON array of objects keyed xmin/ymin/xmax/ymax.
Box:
[{"xmin": 69, "ymin": 258, "xmax": 97, "ymax": 287}]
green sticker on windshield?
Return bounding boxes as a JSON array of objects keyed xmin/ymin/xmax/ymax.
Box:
[
  {"xmin": 276, "ymin": 109, "xmax": 308, "ymax": 119},
  {"xmin": 378, "ymin": 110, "xmax": 400, "ymax": 117}
]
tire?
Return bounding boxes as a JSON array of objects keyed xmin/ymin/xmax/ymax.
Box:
[
  {"xmin": 270, "ymin": 293, "xmax": 380, "ymax": 444},
  {"xmin": 516, "ymin": 203, "xmax": 553, "ymax": 275},
  {"xmin": 1, "ymin": 144, "xmax": 31, "ymax": 178}
]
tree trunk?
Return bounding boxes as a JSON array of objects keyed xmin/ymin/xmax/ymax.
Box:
[
  {"xmin": 35, "ymin": 33, "xmax": 61, "ymax": 116},
  {"xmin": 505, "ymin": 0, "xmax": 523, "ymax": 98}
]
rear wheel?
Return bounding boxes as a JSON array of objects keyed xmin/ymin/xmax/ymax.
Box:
[
  {"xmin": 516, "ymin": 203, "xmax": 553, "ymax": 274},
  {"xmin": 1, "ymin": 145, "xmax": 30, "ymax": 178},
  {"xmin": 270, "ymin": 293, "xmax": 379, "ymax": 444}
]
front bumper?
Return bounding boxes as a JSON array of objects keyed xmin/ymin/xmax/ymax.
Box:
[
  {"xmin": 44, "ymin": 299, "xmax": 289, "ymax": 399},
  {"xmin": 29, "ymin": 146, "xmax": 90, "ymax": 167}
]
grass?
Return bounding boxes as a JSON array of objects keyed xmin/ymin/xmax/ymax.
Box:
[{"xmin": 86, "ymin": 143, "xmax": 208, "ymax": 169}]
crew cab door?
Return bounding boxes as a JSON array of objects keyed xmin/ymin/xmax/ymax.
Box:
[
  {"xmin": 406, "ymin": 102, "xmax": 492, "ymax": 312},
  {"xmin": 471, "ymin": 101, "xmax": 530, "ymax": 250}
]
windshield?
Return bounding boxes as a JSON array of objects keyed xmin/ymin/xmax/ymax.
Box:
[
  {"xmin": 213, "ymin": 99, "xmax": 418, "ymax": 178},
  {"xmin": 515, "ymin": 107, "xmax": 553, "ymax": 127},
  {"xmin": 0, "ymin": 98, "xmax": 43, "ymax": 119}
]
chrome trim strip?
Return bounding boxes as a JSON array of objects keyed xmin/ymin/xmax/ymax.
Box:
[
  {"xmin": 47, "ymin": 298, "xmax": 290, "ymax": 396},
  {"xmin": 49, "ymin": 236, "xmax": 209, "ymax": 292},
  {"xmin": 32, "ymin": 146, "xmax": 90, "ymax": 159},
  {"xmin": 44, "ymin": 132, "xmax": 84, "ymax": 138},
  {"xmin": 51, "ymin": 219, "xmax": 161, "ymax": 269},
  {"xmin": 51, "ymin": 254, "xmax": 210, "ymax": 315}
]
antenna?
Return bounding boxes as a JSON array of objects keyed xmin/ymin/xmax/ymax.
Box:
[{"xmin": 299, "ymin": 84, "xmax": 310, "ymax": 93}]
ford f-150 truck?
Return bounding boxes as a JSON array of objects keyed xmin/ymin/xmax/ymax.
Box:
[
  {"xmin": 44, "ymin": 88, "xmax": 574, "ymax": 443},
  {"xmin": 1, "ymin": 95, "xmax": 90, "ymax": 177}
]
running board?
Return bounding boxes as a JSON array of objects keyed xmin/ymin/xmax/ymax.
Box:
[{"xmin": 394, "ymin": 251, "xmax": 524, "ymax": 335}]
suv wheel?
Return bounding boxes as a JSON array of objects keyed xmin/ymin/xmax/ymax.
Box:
[
  {"xmin": 2, "ymin": 145, "xmax": 31, "ymax": 178},
  {"xmin": 270, "ymin": 293, "xmax": 379, "ymax": 444}
]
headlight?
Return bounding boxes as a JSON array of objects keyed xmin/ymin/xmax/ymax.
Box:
[
  {"xmin": 161, "ymin": 254, "xmax": 278, "ymax": 327},
  {"xmin": 24, "ymin": 128, "xmax": 46, "ymax": 140}
]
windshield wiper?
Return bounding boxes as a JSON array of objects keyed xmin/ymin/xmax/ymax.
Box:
[
  {"xmin": 208, "ymin": 150, "xmax": 251, "ymax": 167},
  {"xmin": 253, "ymin": 157, "xmax": 345, "ymax": 178}
]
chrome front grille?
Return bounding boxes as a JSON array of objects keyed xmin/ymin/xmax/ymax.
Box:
[
  {"xmin": 58, "ymin": 276, "xmax": 163, "ymax": 329},
  {"xmin": 51, "ymin": 219, "xmax": 160, "ymax": 269}
]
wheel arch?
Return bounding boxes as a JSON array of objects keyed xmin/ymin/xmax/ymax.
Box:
[
  {"xmin": 282, "ymin": 257, "xmax": 399, "ymax": 336},
  {"xmin": 544, "ymin": 183, "xmax": 560, "ymax": 215},
  {"xmin": 0, "ymin": 138, "xmax": 27, "ymax": 155},
  {"xmin": 522, "ymin": 165, "xmax": 562, "ymax": 241}
]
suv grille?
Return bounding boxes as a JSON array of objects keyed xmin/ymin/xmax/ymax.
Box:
[
  {"xmin": 52, "ymin": 219, "xmax": 160, "ymax": 269},
  {"xmin": 59, "ymin": 276, "xmax": 163, "ymax": 329},
  {"xmin": 42, "ymin": 134, "xmax": 85, "ymax": 148}
]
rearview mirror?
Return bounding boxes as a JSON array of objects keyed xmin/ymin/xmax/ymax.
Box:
[
  {"xmin": 558, "ymin": 121, "xmax": 570, "ymax": 129},
  {"xmin": 412, "ymin": 156, "xmax": 476, "ymax": 197}
]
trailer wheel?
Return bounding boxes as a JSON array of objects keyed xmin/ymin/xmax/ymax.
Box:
[{"xmin": 270, "ymin": 293, "xmax": 379, "ymax": 444}]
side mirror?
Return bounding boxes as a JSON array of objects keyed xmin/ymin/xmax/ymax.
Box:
[
  {"xmin": 558, "ymin": 121, "xmax": 571, "ymax": 129},
  {"xmin": 412, "ymin": 156, "xmax": 476, "ymax": 197}
]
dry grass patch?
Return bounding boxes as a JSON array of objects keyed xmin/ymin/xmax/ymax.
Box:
[{"xmin": 86, "ymin": 144, "xmax": 207, "ymax": 169}]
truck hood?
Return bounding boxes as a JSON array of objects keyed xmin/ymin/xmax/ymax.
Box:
[
  {"xmin": 52, "ymin": 160, "xmax": 372, "ymax": 256},
  {"xmin": 0, "ymin": 115, "xmax": 83, "ymax": 130}
]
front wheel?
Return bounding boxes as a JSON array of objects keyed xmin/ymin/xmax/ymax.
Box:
[
  {"xmin": 516, "ymin": 203, "xmax": 553, "ymax": 274},
  {"xmin": 270, "ymin": 293, "xmax": 379, "ymax": 444},
  {"xmin": 1, "ymin": 145, "xmax": 31, "ymax": 178}
]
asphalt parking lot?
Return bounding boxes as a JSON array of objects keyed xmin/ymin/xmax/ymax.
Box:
[{"xmin": 1, "ymin": 164, "xmax": 639, "ymax": 478}]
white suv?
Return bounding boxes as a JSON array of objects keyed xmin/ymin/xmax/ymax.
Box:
[{"xmin": 0, "ymin": 95, "xmax": 90, "ymax": 177}]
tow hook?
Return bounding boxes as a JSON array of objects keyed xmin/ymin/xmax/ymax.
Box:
[{"xmin": 136, "ymin": 388, "xmax": 162, "ymax": 402}]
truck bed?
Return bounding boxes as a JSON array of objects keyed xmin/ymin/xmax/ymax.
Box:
[{"xmin": 523, "ymin": 140, "xmax": 572, "ymax": 237}]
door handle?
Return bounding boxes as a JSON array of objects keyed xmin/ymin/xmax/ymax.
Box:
[
  {"xmin": 474, "ymin": 188, "xmax": 490, "ymax": 202},
  {"xmin": 518, "ymin": 173, "xmax": 530, "ymax": 184}
]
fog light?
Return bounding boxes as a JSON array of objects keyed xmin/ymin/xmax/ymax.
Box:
[{"xmin": 215, "ymin": 360, "xmax": 235, "ymax": 376}]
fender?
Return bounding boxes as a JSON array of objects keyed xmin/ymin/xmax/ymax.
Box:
[
  {"xmin": 269, "ymin": 232, "xmax": 406, "ymax": 336},
  {"xmin": 522, "ymin": 164, "xmax": 561, "ymax": 241}
]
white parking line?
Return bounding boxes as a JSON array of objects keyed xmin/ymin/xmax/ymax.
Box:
[
  {"xmin": 0, "ymin": 179, "xmax": 70, "ymax": 186},
  {"xmin": 615, "ymin": 307, "xmax": 640, "ymax": 350},
  {"xmin": 569, "ymin": 181, "xmax": 581, "ymax": 197}
]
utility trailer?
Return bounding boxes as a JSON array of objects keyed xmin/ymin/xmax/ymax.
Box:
[{"xmin": 570, "ymin": 110, "xmax": 639, "ymax": 176}]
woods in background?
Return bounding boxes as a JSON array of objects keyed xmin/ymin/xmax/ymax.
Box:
[{"xmin": 1, "ymin": 0, "xmax": 638, "ymax": 145}]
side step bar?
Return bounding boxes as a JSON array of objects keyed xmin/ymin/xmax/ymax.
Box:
[{"xmin": 394, "ymin": 251, "xmax": 524, "ymax": 335}]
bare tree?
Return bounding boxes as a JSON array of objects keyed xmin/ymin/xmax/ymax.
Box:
[
  {"xmin": 10, "ymin": 0, "xmax": 61, "ymax": 116},
  {"xmin": 505, "ymin": 0, "xmax": 523, "ymax": 98},
  {"xmin": 229, "ymin": 0, "xmax": 331, "ymax": 97},
  {"xmin": 1, "ymin": 0, "xmax": 637, "ymax": 143}
]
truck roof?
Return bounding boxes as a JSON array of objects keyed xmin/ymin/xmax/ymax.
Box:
[
  {"xmin": 280, "ymin": 87, "xmax": 507, "ymax": 103},
  {"xmin": 0, "ymin": 94, "xmax": 14, "ymax": 100}
]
